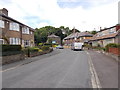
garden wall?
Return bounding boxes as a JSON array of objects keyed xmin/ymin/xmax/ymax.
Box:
[
  {"xmin": 1, "ymin": 54, "xmax": 25, "ymax": 65},
  {"xmin": 108, "ymin": 47, "xmax": 120, "ymax": 56}
]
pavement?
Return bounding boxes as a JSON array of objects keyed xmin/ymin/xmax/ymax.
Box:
[{"xmin": 87, "ymin": 50, "xmax": 118, "ymax": 88}]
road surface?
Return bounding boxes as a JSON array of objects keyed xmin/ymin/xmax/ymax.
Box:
[
  {"xmin": 2, "ymin": 49, "xmax": 118, "ymax": 88},
  {"xmin": 2, "ymin": 49, "xmax": 92, "ymax": 88}
]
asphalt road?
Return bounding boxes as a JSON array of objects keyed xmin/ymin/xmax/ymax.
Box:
[{"xmin": 2, "ymin": 49, "xmax": 92, "ymax": 88}]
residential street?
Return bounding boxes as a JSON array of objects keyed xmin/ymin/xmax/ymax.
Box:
[{"xmin": 2, "ymin": 49, "xmax": 118, "ymax": 88}]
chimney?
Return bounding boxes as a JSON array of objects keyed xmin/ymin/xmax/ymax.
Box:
[
  {"xmin": 0, "ymin": 8, "xmax": 8, "ymax": 16},
  {"xmin": 100, "ymin": 27, "xmax": 102, "ymax": 31},
  {"xmin": 73, "ymin": 27, "xmax": 76, "ymax": 33}
]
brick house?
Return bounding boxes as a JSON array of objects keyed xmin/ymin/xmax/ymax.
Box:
[
  {"xmin": 47, "ymin": 34, "xmax": 61, "ymax": 45},
  {"xmin": 0, "ymin": 8, "xmax": 35, "ymax": 47},
  {"xmin": 90, "ymin": 24, "xmax": 120, "ymax": 47},
  {"xmin": 63, "ymin": 30, "xmax": 93, "ymax": 46}
]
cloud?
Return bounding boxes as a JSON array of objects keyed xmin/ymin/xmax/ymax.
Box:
[
  {"xmin": 0, "ymin": 0, "xmax": 119, "ymax": 31},
  {"xmin": 57, "ymin": 0, "xmax": 118, "ymax": 9}
]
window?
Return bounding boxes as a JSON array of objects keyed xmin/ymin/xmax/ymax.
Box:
[
  {"xmin": 0, "ymin": 39, "xmax": 4, "ymax": 44},
  {"xmin": 30, "ymin": 31, "xmax": 33, "ymax": 34},
  {"xmin": 22, "ymin": 27, "xmax": 29, "ymax": 34},
  {"xmin": 10, "ymin": 38, "xmax": 20, "ymax": 45},
  {"xmin": 23, "ymin": 40, "xmax": 30, "ymax": 47},
  {"xmin": 9, "ymin": 22, "xmax": 19, "ymax": 31},
  {"xmin": 109, "ymin": 28, "xmax": 116, "ymax": 34},
  {"xmin": 0, "ymin": 20, "xmax": 5, "ymax": 28}
]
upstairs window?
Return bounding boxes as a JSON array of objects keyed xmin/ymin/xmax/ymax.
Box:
[
  {"xmin": 0, "ymin": 20, "xmax": 5, "ymax": 28},
  {"xmin": 109, "ymin": 28, "xmax": 116, "ymax": 34},
  {"xmin": 9, "ymin": 22, "xmax": 20, "ymax": 31},
  {"xmin": 22, "ymin": 27, "xmax": 29, "ymax": 34}
]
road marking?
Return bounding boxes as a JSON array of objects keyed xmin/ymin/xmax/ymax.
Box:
[
  {"xmin": 0, "ymin": 64, "xmax": 22, "ymax": 72},
  {"xmin": 86, "ymin": 51, "xmax": 102, "ymax": 88}
]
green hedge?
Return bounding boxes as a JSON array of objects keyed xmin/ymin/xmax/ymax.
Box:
[
  {"xmin": 1, "ymin": 45, "xmax": 22, "ymax": 56},
  {"xmin": 1, "ymin": 44, "xmax": 22, "ymax": 52},
  {"xmin": 2, "ymin": 51, "xmax": 22, "ymax": 56},
  {"xmin": 105, "ymin": 43, "xmax": 120, "ymax": 52}
]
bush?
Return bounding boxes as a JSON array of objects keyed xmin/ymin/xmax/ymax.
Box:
[
  {"xmin": 105, "ymin": 43, "xmax": 120, "ymax": 52},
  {"xmin": 22, "ymin": 47, "xmax": 39, "ymax": 52},
  {"xmin": 1, "ymin": 45, "xmax": 22, "ymax": 56},
  {"xmin": 1, "ymin": 44, "xmax": 21, "ymax": 52},
  {"xmin": 44, "ymin": 43, "xmax": 52, "ymax": 47},
  {"xmin": 41, "ymin": 46, "xmax": 50, "ymax": 51},
  {"xmin": 2, "ymin": 51, "xmax": 22, "ymax": 56},
  {"xmin": 38, "ymin": 43, "xmax": 44, "ymax": 46}
]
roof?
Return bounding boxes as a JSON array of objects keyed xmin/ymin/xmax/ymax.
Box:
[
  {"xmin": 0, "ymin": 14, "xmax": 35, "ymax": 31},
  {"xmin": 91, "ymin": 30, "xmax": 120, "ymax": 41},
  {"xmin": 48, "ymin": 34, "xmax": 59, "ymax": 38},
  {"xmin": 98, "ymin": 24, "xmax": 120, "ymax": 32},
  {"xmin": 64, "ymin": 32, "xmax": 93, "ymax": 40}
]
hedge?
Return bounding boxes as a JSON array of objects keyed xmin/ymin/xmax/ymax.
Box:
[
  {"xmin": 105, "ymin": 43, "xmax": 120, "ymax": 52},
  {"xmin": 1, "ymin": 45, "xmax": 22, "ymax": 56},
  {"xmin": 1, "ymin": 44, "xmax": 22, "ymax": 52},
  {"xmin": 2, "ymin": 51, "xmax": 22, "ymax": 56}
]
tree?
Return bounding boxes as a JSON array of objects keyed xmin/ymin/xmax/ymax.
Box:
[
  {"xmin": 90, "ymin": 30, "xmax": 97, "ymax": 35},
  {"xmin": 34, "ymin": 26, "xmax": 72, "ymax": 45}
]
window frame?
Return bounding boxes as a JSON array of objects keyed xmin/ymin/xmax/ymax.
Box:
[
  {"xmin": 9, "ymin": 22, "xmax": 20, "ymax": 31},
  {"xmin": 0, "ymin": 20, "xmax": 5, "ymax": 28}
]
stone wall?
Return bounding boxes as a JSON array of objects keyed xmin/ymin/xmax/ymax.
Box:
[{"xmin": 1, "ymin": 54, "xmax": 25, "ymax": 65}]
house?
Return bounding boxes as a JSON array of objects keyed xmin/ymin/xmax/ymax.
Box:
[
  {"xmin": 47, "ymin": 34, "xmax": 61, "ymax": 45},
  {"xmin": 0, "ymin": 8, "xmax": 35, "ymax": 47},
  {"xmin": 90, "ymin": 24, "xmax": 120, "ymax": 47},
  {"xmin": 63, "ymin": 28, "xmax": 93, "ymax": 46}
]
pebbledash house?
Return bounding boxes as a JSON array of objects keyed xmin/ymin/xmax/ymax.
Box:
[
  {"xmin": 0, "ymin": 8, "xmax": 35, "ymax": 47},
  {"xmin": 90, "ymin": 24, "xmax": 120, "ymax": 47}
]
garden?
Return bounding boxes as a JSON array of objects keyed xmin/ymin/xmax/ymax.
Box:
[{"xmin": 1, "ymin": 44, "xmax": 53, "ymax": 64}]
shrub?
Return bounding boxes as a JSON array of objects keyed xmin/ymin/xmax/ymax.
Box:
[
  {"xmin": 1, "ymin": 45, "xmax": 22, "ymax": 56},
  {"xmin": 38, "ymin": 43, "xmax": 44, "ymax": 46},
  {"xmin": 41, "ymin": 46, "xmax": 50, "ymax": 51},
  {"xmin": 105, "ymin": 43, "xmax": 120, "ymax": 52},
  {"xmin": 38, "ymin": 49, "xmax": 43, "ymax": 52},
  {"xmin": 1, "ymin": 44, "xmax": 21, "ymax": 52},
  {"xmin": 28, "ymin": 47, "xmax": 39, "ymax": 52},
  {"xmin": 44, "ymin": 43, "xmax": 52, "ymax": 47}
]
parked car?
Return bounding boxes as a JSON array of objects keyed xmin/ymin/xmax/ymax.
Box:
[
  {"xmin": 56, "ymin": 45, "xmax": 64, "ymax": 49},
  {"xmin": 71, "ymin": 42, "xmax": 83, "ymax": 51}
]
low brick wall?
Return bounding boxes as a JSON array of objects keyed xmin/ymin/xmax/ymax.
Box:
[
  {"xmin": 108, "ymin": 47, "xmax": 120, "ymax": 56},
  {"xmin": 1, "ymin": 54, "xmax": 25, "ymax": 65}
]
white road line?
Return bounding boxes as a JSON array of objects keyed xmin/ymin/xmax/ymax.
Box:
[
  {"xmin": 86, "ymin": 51, "xmax": 102, "ymax": 88},
  {"xmin": 0, "ymin": 64, "xmax": 22, "ymax": 72}
]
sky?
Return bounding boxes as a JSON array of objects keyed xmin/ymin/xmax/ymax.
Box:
[{"xmin": 0, "ymin": 0, "xmax": 119, "ymax": 31}]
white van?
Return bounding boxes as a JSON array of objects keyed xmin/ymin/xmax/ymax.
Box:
[{"xmin": 71, "ymin": 42, "xmax": 83, "ymax": 51}]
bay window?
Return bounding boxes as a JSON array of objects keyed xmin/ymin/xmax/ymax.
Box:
[{"xmin": 10, "ymin": 38, "xmax": 20, "ymax": 45}]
